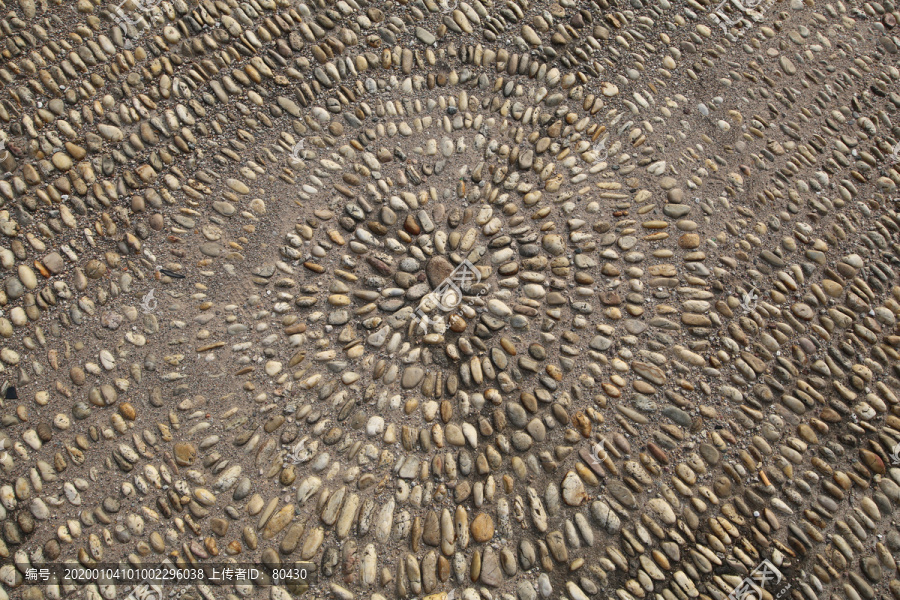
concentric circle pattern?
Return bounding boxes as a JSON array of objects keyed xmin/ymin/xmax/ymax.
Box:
[{"xmin": 1, "ymin": 0, "xmax": 900, "ymax": 600}]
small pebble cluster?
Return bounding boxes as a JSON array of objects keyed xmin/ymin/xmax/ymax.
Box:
[{"xmin": 1, "ymin": 0, "xmax": 900, "ymax": 600}]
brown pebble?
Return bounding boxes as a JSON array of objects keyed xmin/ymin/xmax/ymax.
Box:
[
  {"xmin": 70, "ymin": 367, "xmax": 86, "ymax": 386},
  {"xmin": 470, "ymin": 513, "xmax": 494, "ymax": 543},
  {"xmin": 647, "ymin": 442, "xmax": 669, "ymax": 464},
  {"xmin": 119, "ymin": 403, "xmax": 136, "ymax": 421},
  {"xmin": 149, "ymin": 214, "xmax": 165, "ymax": 231},
  {"xmin": 678, "ymin": 233, "xmax": 700, "ymax": 249},
  {"xmin": 860, "ymin": 449, "xmax": 886, "ymax": 475}
]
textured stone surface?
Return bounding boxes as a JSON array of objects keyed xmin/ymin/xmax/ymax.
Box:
[{"xmin": 0, "ymin": 2, "xmax": 897, "ymax": 600}]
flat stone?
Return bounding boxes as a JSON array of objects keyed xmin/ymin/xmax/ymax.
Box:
[
  {"xmin": 263, "ymin": 504, "xmax": 295, "ymax": 539},
  {"xmin": 174, "ymin": 443, "xmax": 197, "ymax": 466},
  {"xmin": 561, "ymin": 471, "xmax": 587, "ymax": 506},
  {"xmin": 426, "ymin": 257, "xmax": 454, "ymax": 288},
  {"xmin": 42, "ymin": 252, "xmax": 65, "ymax": 274},
  {"xmin": 606, "ymin": 479, "xmax": 636, "ymax": 508},
  {"xmin": 471, "ymin": 513, "xmax": 494, "ymax": 542},
  {"xmin": 213, "ymin": 201, "xmax": 236, "ymax": 216},
  {"xmin": 200, "ymin": 243, "xmax": 223, "ymax": 257},
  {"xmin": 210, "ymin": 518, "xmax": 229, "ymax": 536},
  {"xmin": 401, "ymin": 366, "xmax": 424, "ymax": 388},
  {"xmin": 480, "ymin": 548, "xmax": 503, "ymax": 587},
  {"xmin": 399, "ymin": 457, "xmax": 420, "ymax": 479},
  {"xmin": 415, "ymin": 27, "xmax": 436, "ymax": 45}
]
